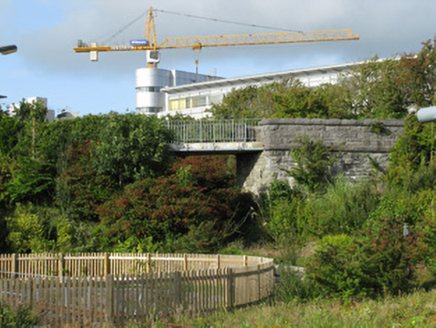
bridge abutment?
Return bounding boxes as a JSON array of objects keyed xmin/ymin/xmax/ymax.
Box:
[
  {"xmin": 240, "ymin": 118, "xmax": 404, "ymax": 195},
  {"xmin": 170, "ymin": 118, "xmax": 405, "ymax": 195}
]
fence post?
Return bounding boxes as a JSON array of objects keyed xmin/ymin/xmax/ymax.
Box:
[
  {"xmin": 11, "ymin": 254, "xmax": 18, "ymax": 279},
  {"xmin": 226, "ymin": 268, "xmax": 235, "ymax": 308},
  {"xmin": 217, "ymin": 255, "xmax": 221, "ymax": 269},
  {"xmin": 184, "ymin": 254, "xmax": 188, "ymax": 271},
  {"xmin": 58, "ymin": 253, "xmax": 64, "ymax": 280},
  {"xmin": 105, "ymin": 274, "xmax": 114, "ymax": 325},
  {"xmin": 174, "ymin": 271, "xmax": 182, "ymax": 312},
  {"xmin": 104, "ymin": 253, "xmax": 110, "ymax": 275},
  {"xmin": 145, "ymin": 253, "xmax": 150, "ymax": 273},
  {"xmin": 243, "ymin": 255, "xmax": 248, "ymax": 267}
]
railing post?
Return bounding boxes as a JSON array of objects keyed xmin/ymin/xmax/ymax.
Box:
[
  {"xmin": 217, "ymin": 255, "xmax": 221, "ymax": 269},
  {"xmin": 199, "ymin": 120, "xmax": 203, "ymax": 142}
]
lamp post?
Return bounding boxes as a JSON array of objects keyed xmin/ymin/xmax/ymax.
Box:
[{"xmin": 1, "ymin": 45, "xmax": 17, "ymax": 99}]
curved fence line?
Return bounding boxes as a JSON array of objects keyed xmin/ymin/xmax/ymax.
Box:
[
  {"xmin": 0, "ymin": 253, "xmax": 271, "ymax": 278},
  {"xmin": 0, "ymin": 253, "xmax": 274, "ymax": 326}
]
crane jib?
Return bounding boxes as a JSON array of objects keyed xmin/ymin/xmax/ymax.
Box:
[{"xmin": 74, "ymin": 29, "xmax": 359, "ymax": 53}]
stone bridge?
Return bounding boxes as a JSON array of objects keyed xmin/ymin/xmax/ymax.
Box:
[{"xmin": 168, "ymin": 118, "xmax": 404, "ymax": 195}]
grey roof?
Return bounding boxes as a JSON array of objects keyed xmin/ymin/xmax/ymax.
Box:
[{"xmin": 161, "ymin": 61, "xmax": 362, "ymax": 94}]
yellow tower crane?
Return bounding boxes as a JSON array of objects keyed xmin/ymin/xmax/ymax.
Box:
[{"xmin": 74, "ymin": 7, "xmax": 359, "ymax": 69}]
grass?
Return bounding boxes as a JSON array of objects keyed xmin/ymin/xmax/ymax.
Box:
[{"xmin": 155, "ymin": 289, "xmax": 436, "ymax": 328}]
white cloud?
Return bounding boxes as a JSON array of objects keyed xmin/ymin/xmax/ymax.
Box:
[{"xmin": 3, "ymin": 0, "xmax": 436, "ymax": 114}]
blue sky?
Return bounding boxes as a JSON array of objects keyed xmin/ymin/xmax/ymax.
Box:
[{"xmin": 1, "ymin": 0, "xmax": 436, "ymax": 116}]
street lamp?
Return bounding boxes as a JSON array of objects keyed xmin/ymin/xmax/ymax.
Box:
[
  {"xmin": 417, "ymin": 106, "xmax": 436, "ymax": 123},
  {"xmin": 0, "ymin": 45, "xmax": 17, "ymax": 55},
  {"xmin": 1, "ymin": 45, "xmax": 17, "ymax": 99}
]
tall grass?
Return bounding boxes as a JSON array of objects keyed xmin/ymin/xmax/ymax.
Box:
[
  {"xmin": 306, "ymin": 176, "xmax": 380, "ymax": 236},
  {"xmin": 164, "ymin": 289, "xmax": 436, "ymax": 328}
]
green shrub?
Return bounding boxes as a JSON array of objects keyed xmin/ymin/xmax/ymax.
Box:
[
  {"xmin": 0, "ymin": 303, "xmax": 40, "ymax": 327},
  {"xmin": 274, "ymin": 266, "xmax": 319, "ymax": 303},
  {"xmin": 370, "ymin": 188, "xmax": 435, "ymax": 226},
  {"xmin": 287, "ymin": 136, "xmax": 337, "ymax": 193},
  {"xmin": 386, "ymin": 114, "xmax": 435, "ymax": 190},
  {"xmin": 5, "ymin": 203, "xmax": 53, "ymax": 253},
  {"xmin": 307, "ymin": 216, "xmax": 429, "ymax": 301},
  {"xmin": 316, "ymin": 234, "xmax": 356, "ymax": 250},
  {"xmin": 266, "ymin": 199, "xmax": 307, "ymax": 243},
  {"xmin": 305, "ymin": 176, "xmax": 380, "ymax": 236},
  {"xmin": 262, "ymin": 180, "xmax": 309, "ymax": 244}
]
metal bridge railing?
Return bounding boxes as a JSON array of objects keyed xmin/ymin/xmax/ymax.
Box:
[{"xmin": 167, "ymin": 119, "xmax": 261, "ymax": 144}]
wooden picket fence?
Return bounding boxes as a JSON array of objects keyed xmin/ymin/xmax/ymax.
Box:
[
  {"xmin": 0, "ymin": 253, "xmax": 274, "ymax": 327},
  {"xmin": 0, "ymin": 253, "xmax": 269, "ymax": 278}
]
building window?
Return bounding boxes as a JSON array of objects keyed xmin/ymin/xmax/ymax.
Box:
[
  {"xmin": 137, "ymin": 87, "xmax": 162, "ymax": 92},
  {"xmin": 137, "ymin": 107, "xmax": 162, "ymax": 113},
  {"xmin": 169, "ymin": 99, "xmax": 185, "ymax": 111},
  {"xmin": 169, "ymin": 96, "xmax": 207, "ymax": 111}
]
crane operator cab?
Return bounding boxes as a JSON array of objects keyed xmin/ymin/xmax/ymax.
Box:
[{"xmin": 146, "ymin": 50, "xmax": 160, "ymax": 67}]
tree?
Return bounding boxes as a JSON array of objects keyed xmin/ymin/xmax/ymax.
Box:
[
  {"xmin": 396, "ymin": 37, "xmax": 436, "ymax": 107},
  {"xmin": 41, "ymin": 114, "xmax": 108, "ymax": 168},
  {"xmin": 98, "ymin": 156, "xmax": 257, "ymax": 252},
  {"xmin": 210, "ymin": 37, "xmax": 436, "ymax": 120},
  {"xmin": 6, "ymin": 100, "xmax": 54, "ymax": 203},
  {"xmin": 209, "ymin": 79, "xmax": 325, "ymax": 119},
  {"xmin": 93, "ymin": 113, "xmax": 173, "ymax": 187},
  {"xmin": 56, "ymin": 140, "xmax": 114, "ymax": 221},
  {"xmin": 13, "ymin": 100, "xmax": 48, "ymax": 158},
  {"xmin": 0, "ymin": 114, "xmax": 20, "ymax": 156},
  {"xmin": 386, "ymin": 114, "xmax": 436, "ymax": 191}
]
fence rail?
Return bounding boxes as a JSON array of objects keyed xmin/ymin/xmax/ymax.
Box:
[
  {"xmin": 0, "ymin": 253, "xmax": 267, "ymax": 278},
  {"xmin": 167, "ymin": 119, "xmax": 261, "ymax": 144},
  {"xmin": 0, "ymin": 253, "xmax": 274, "ymax": 327}
]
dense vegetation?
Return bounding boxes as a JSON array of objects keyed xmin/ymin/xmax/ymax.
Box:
[
  {"xmin": 210, "ymin": 38, "xmax": 436, "ymax": 120},
  {"xmin": 0, "ymin": 37, "xmax": 435, "ymax": 325},
  {"xmin": 0, "ymin": 109, "xmax": 258, "ymax": 254}
]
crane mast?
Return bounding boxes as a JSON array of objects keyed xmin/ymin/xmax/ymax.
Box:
[{"xmin": 74, "ymin": 6, "xmax": 359, "ymax": 68}]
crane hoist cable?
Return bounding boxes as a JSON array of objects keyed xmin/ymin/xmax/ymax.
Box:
[
  {"xmin": 95, "ymin": 7, "xmax": 302, "ymax": 44},
  {"xmin": 95, "ymin": 10, "xmax": 149, "ymax": 45},
  {"xmin": 153, "ymin": 8, "xmax": 303, "ymax": 33},
  {"xmin": 74, "ymin": 6, "xmax": 359, "ymax": 69}
]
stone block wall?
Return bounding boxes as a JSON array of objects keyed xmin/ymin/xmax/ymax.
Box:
[{"xmin": 239, "ymin": 118, "xmax": 405, "ymax": 195}]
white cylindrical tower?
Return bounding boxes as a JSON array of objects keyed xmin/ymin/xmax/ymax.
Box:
[{"xmin": 136, "ymin": 68, "xmax": 172, "ymax": 115}]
